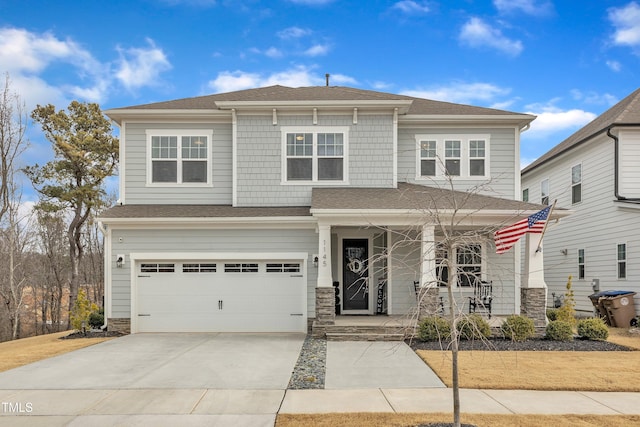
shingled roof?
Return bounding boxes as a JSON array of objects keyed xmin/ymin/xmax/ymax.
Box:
[
  {"xmin": 99, "ymin": 205, "xmax": 311, "ymax": 219},
  {"xmin": 312, "ymin": 182, "xmax": 546, "ymax": 212},
  {"xmin": 109, "ymin": 85, "xmax": 527, "ymax": 117},
  {"xmin": 523, "ymin": 87, "xmax": 640, "ymax": 175}
]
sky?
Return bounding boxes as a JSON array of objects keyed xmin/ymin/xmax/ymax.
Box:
[{"xmin": 2, "ymin": 0, "xmax": 640, "ymax": 202}]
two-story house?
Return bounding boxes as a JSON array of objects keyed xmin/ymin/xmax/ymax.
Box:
[
  {"xmin": 99, "ymin": 85, "xmax": 549, "ymax": 335},
  {"xmin": 521, "ymin": 87, "xmax": 640, "ymax": 319}
]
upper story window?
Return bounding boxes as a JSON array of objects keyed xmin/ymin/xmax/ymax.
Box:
[
  {"xmin": 416, "ymin": 134, "xmax": 490, "ymax": 179},
  {"xmin": 578, "ymin": 249, "xmax": 585, "ymax": 280},
  {"xmin": 541, "ymin": 179, "xmax": 549, "ymax": 205},
  {"xmin": 146, "ymin": 130, "xmax": 213, "ymax": 186},
  {"xmin": 282, "ymin": 126, "xmax": 349, "ymax": 184},
  {"xmin": 522, "ymin": 188, "xmax": 529, "ymax": 202},
  {"xmin": 571, "ymin": 164, "xmax": 582, "ymax": 204}
]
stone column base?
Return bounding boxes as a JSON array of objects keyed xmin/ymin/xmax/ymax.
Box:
[
  {"xmin": 315, "ymin": 287, "xmax": 336, "ymax": 325},
  {"xmin": 417, "ymin": 287, "xmax": 440, "ymax": 320},
  {"xmin": 521, "ymin": 288, "xmax": 547, "ymax": 327},
  {"xmin": 107, "ymin": 318, "xmax": 131, "ymax": 333}
]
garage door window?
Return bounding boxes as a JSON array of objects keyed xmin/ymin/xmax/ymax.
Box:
[
  {"xmin": 266, "ymin": 263, "xmax": 301, "ymax": 273},
  {"xmin": 224, "ymin": 263, "xmax": 259, "ymax": 273},
  {"xmin": 183, "ymin": 263, "xmax": 217, "ymax": 273},
  {"xmin": 141, "ymin": 263, "xmax": 175, "ymax": 273}
]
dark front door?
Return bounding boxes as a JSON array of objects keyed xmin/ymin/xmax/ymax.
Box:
[{"xmin": 343, "ymin": 238, "xmax": 369, "ymax": 311}]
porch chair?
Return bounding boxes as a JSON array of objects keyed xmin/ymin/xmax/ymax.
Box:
[{"xmin": 468, "ymin": 280, "xmax": 492, "ymax": 318}]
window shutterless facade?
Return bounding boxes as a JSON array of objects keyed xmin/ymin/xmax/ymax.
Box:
[
  {"xmin": 282, "ymin": 127, "xmax": 348, "ymax": 184},
  {"xmin": 617, "ymin": 243, "xmax": 627, "ymax": 279},
  {"xmin": 146, "ymin": 130, "xmax": 213, "ymax": 186},
  {"xmin": 571, "ymin": 164, "xmax": 582, "ymax": 204},
  {"xmin": 435, "ymin": 243, "xmax": 485, "ymax": 287},
  {"xmin": 578, "ymin": 249, "xmax": 585, "ymax": 280},
  {"xmin": 416, "ymin": 134, "xmax": 490, "ymax": 179},
  {"xmin": 541, "ymin": 179, "xmax": 549, "ymax": 205},
  {"xmin": 522, "ymin": 188, "xmax": 529, "ymax": 202}
]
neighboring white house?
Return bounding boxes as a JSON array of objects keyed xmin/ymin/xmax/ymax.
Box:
[
  {"xmin": 521, "ymin": 87, "xmax": 640, "ymax": 318},
  {"xmin": 99, "ymin": 85, "xmax": 554, "ymax": 335}
]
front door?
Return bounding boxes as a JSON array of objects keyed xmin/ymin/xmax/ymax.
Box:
[{"xmin": 342, "ymin": 238, "xmax": 369, "ymax": 311}]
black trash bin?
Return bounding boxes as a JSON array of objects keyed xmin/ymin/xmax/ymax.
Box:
[{"xmin": 590, "ymin": 291, "xmax": 637, "ymax": 327}]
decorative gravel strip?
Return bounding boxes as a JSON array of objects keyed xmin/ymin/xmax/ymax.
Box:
[{"xmin": 287, "ymin": 336, "xmax": 326, "ymax": 389}]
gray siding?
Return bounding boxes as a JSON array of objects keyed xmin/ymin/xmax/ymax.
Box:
[
  {"xmin": 522, "ymin": 134, "xmax": 640, "ymax": 314},
  {"xmin": 109, "ymin": 228, "xmax": 318, "ymax": 318},
  {"xmin": 235, "ymin": 113, "xmax": 395, "ymax": 207},
  {"xmin": 389, "ymin": 231, "xmax": 420, "ymax": 315},
  {"xmin": 398, "ymin": 127, "xmax": 517, "ymax": 199},
  {"xmin": 123, "ymin": 122, "xmax": 232, "ymax": 204}
]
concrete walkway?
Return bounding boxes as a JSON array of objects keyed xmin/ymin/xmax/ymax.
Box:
[{"xmin": 1, "ymin": 335, "xmax": 639, "ymax": 425}]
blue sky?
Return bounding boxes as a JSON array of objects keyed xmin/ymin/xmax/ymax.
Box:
[{"xmin": 2, "ymin": 0, "xmax": 640, "ymax": 201}]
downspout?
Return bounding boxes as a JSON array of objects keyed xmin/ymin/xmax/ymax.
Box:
[{"xmin": 606, "ymin": 125, "xmax": 640, "ymax": 201}]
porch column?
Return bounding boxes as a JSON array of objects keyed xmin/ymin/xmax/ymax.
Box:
[
  {"xmin": 315, "ymin": 224, "xmax": 335, "ymax": 326},
  {"xmin": 521, "ymin": 233, "xmax": 547, "ymax": 327},
  {"xmin": 418, "ymin": 225, "xmax": 440, "ymax": 319}
]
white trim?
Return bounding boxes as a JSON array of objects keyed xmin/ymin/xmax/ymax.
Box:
[
  {"xmin": 540, "ymin": 178, "xmax": 550, "ymax": 205},
  {"xmin": 104, "ymin": 225, "xmax": 112, "ymax": 323},
  {"xmin": 513, "ymin": 125, "xmax": 521, "ymax": 202},
  {"xmin": 571, "ymin": 162, "xmax": 582, "ymax": 205},
  {"xmin": 386, "ymin": 228, "xmax": 393, "ymax": 315},
  {"xmin": 129, "ymin": 251, "xmax": 308, "ymax": 334},
  {"xmin": 232, "ymin": 109, "xmax": 238, "ymax": 206},
  {"xmin": 393, "ymin": 108, "xmax": 398, "ymax": 187},
  {"xmin": 280, "ymin": 126, "xmax": 350, "ymax": 185},
  {"xmin": 119, "ymin": 121, "xmax": 126, "ymax": 204},
  {"xmin": 145, "ymin": 129, "xmax": 214, "ymax": 187}
]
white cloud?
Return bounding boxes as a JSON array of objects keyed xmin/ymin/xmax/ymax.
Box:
[
  {"xmin": 493, "ymin": 0, "xmax": 553, "ymax": 16},
  {"xmin": 207, "ymin": 66, "xmax": 356, "ymax": 92},
  {"xmin": 392, "ymin": 1, "xmax": 430, "ymax": 14},
  {"xmin": 606, "ymin": 59, "xmax": 622, "ymax": 71},
  {"xmin": 402, "ymin": 82, "xmax": 511, "ymax": 105},
  {"xmin": 303, "ymin": 44, "xmax": 331, "ymax": 56},
  {"xmin": 265, "ymin": 47, "xmax": 284, "ymax": 58},
  {"xmin": 524, "ymin": 103, "xmax": 596, "ymax": 136},
  {"xmin": 608, "ymin": 2, "xmax": 640, "ymax": 47},
  {"xmin": 459, "ymin": 17, "xmax": 523, "ymax": 56},
  {"xmin": 115, "ymin": 39, "xmax": 172, "ymax": 90},
  {"xmin": 277, "ymin": 26, "xmax": 312, "ymax": 39},
  {"xmin": 570, "ymin": 90, "xmax": 618, "ymax": 106}
]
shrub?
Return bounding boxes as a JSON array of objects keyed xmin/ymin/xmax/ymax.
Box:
[
  {"xmin": 88, "ymin": 311, "xmax": 105, "ymax": 329},
  {"xmin": 577, "ymin": 317, "xmax": 609, "ymax": 341},
  {"xmin": 545, "ymin": 320, "xmax": 574, "ymax": 341},
  {"xmin": 418, "ymin": 316, "xmax": 451, "ymax": 342},
  {"xmin": 457, "ymin": 314, "xmax": 491, "ymax": 340},
  {"xmin": 500, "ymin": 315, "xmax": 535, "ymax": 342},
  {"xmin": 70, "ymin": 289, "xmax": 99, "ymax": 331},
  {"xmin": 546, "ymin": 308, "xmax": 559, "ymax": 322},
  {"xmin": 556, "ymin": 276, "xmax": 577, "ymax": 326}
]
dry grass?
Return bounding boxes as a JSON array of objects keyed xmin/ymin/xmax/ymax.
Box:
[
  {"xmin": 0, "ymin": 331, "xmax": 113, "ymax": 372},
  {"xmin": 276, "ymin": 413, "xmax": 640, "ymax": 427},
  {"xmin": 417, "ymin": 327, "xmax": 640, "ymax": 392}
]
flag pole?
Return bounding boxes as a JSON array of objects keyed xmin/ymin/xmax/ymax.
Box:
[{"xmin": 536, "ymin": 199, "xmax": 557, "ymax": 253}]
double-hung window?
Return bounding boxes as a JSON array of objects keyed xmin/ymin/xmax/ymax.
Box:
[
  {"xmin": 578, "ymin": 249, "xmax": 585, "ymax": 279},
  {"xmin": 541, "ymin": 179, "xmax": 550, "ymax": 205},
  {"xmin": 522, "ymin": 188, "xmax": 529, "ymax": 202},
  {"xmin": 617, "ymin": 243, "xmax": 627, "ymax": 279},
  {"xmin": 282, "ymin": 127, "xmax": 348, "ymax": 183},
  {"xmin": 416, "ymin": 135, "xmax": 489, "ymax": 179},
  {"xmin": 435, "ymin": 243, "xmax": 484, "ymax": 287},
  {"xmin": 147, "ymin": 130, "xmax": 212, "ymax": 186},
  {"xmin": 571, "ymin": 164, "xmax": 582, "ymax": 204}
]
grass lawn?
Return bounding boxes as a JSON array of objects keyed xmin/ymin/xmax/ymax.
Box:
[{"xmin": 0, "ymin": 331, "xmax": 113, "ymax": 372}]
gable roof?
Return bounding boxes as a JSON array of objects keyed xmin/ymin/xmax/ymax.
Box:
[
  {"xmin": 522, "ymin": 87, "xmax": 640, "ymax": 175},
  {"xmin": 107, "ymin": 85, "xmax": 530, "ymax": 118}
]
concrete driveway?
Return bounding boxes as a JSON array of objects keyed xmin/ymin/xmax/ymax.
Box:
[{"xmin": 0, "ymin": 333, "xmax": 305, "ymax": 427}]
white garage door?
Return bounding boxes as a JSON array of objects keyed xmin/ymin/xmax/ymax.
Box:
[{"xmin": 135, "ymin": 260, "xmax": 306, "ymax": 333}]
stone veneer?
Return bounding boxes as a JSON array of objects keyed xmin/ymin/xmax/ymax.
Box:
[
  {"xmin": 417, "ymin": 287, "xmax": 440, "ymax": 320},
  {"xmin": 315, "ymin": 287, "xmax": 336, "ymax": 325},
  {"xmin": 521, "ymin": 288, "xmax": 547, "ymax": 327},
  {"xmin": 108, "ymin": 318, "xmax": 131, "ymax": 334}
]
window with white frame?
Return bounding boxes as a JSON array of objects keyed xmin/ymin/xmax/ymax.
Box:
[
  {"xmin": 435, "ymin": 243, "xmax": 483, "ymax": 287},
  {"xmin": 571, "ymin": 164, "xmax": 582, "ymax": 204},
  {"xmin": 541, "ymin": 179, "xmax": 549, "ymax": 205},
  {"xmin": 416, "ymin": 135, "xmax": 489, "ymax": 179},
  {"xmin": 578, "ymin": 249, "xmax": 585, "ymax": 280},
  {"xmin": 147, "ymin": 130, "xmax": 212, "ymax": 185},
  {"xmin": 617, "ymin": 243, "xmax": 627, "ymax": 279},
  {"xmin": 282, "ymin": 127, "xmax": 348, "ymax": 183},
  {"xmin": 522, "ymin": 188, "xmax": 529, "ymax": 202}
]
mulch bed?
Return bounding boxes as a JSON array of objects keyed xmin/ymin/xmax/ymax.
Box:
[
  {"xmin": 409, "ymin": 337, "xmax": 632, "ymax": 351},
  {"xmin": 60, "ymin": 330, "xmax": 127, "ymax": 339}
]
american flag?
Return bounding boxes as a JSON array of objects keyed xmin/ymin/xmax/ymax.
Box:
[{"xmin": 494, "ymin": 206, "xmax": 551, "ymax": 254}]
